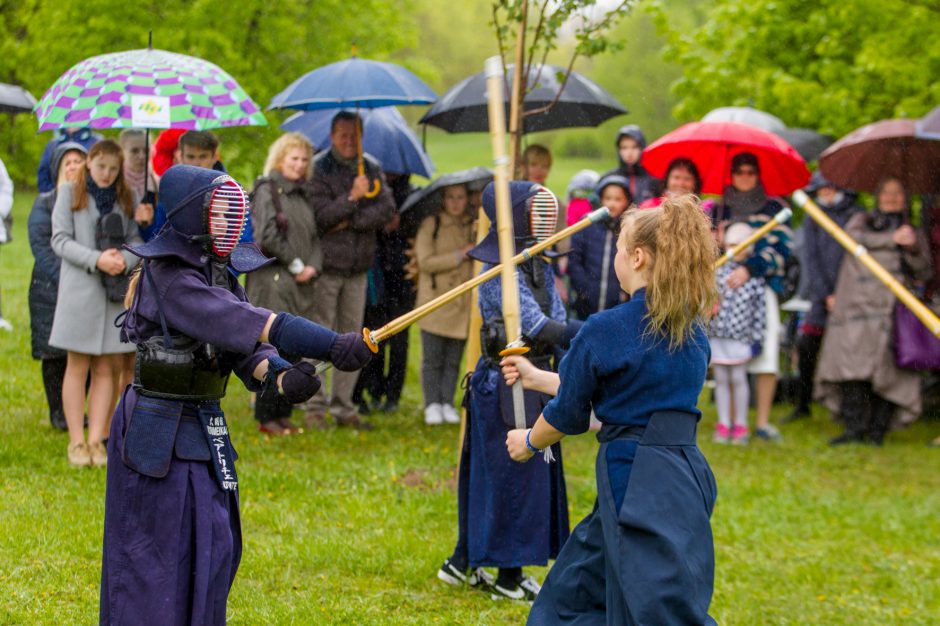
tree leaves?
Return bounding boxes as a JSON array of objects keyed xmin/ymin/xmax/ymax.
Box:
[
  {"xmin": 0, "ymin": 0, "xmax": 415, "ymax": 186},
  {"xmin": 651, "ymin": 0, "xmax": 940, "ymax": 137}
]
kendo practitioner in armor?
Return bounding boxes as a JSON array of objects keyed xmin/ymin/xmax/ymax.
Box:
[
  {"xmin": 438, "ymin": 181, "xmax": 582, "ymax": 601},
  {"xmin": 100, "ymin": 165, "xmax": 372, "ymax": 625}
]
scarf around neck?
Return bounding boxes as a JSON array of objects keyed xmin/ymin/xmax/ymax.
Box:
[
  {"xmin": 868, "ymin": 208, "xmax": 905, "ymax": 232},
  {"xmin": 723, "ymin": 182, "xmax": 767, "ymax": 222},
  {"xmin": 86, "ymin": 173, "xmax": 117, "ymax": 215}
]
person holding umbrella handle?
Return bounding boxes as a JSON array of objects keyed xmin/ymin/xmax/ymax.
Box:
[{"xmin": 307, "ymin": 111, "xmax": 395, "ymax": 430}]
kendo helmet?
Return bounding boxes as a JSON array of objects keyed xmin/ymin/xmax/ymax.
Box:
[
  {"xmin": 468, "ymin": 180, "xmax": 559, "ymax": 264},
  {"xmin": 124, "ymin": 164, "xmax": 270, "ymax": 272},
  {"xmin": 159, "ymin": 165, "xmax": 248, "ymax": 258}
]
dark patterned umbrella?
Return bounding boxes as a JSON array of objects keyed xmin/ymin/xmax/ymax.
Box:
[
  {"xmin": 819, "ymin": 118, "xmax": 940, "ymax": 193},
  {"xmin": 420, "ymin": 64, "xmax": 626, "ymax": 133}
]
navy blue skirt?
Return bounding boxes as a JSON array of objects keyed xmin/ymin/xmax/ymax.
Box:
[
  {"xmin": 529, "ymin": 411, "xmax": 718, "ymax": 625},
  {"xmin": 100, "ymin": 387, "xmax": 241, "ymax": 626},
  {"xmin": 456, "ymin": 360, "xmax": 570, "ymax": 568}
]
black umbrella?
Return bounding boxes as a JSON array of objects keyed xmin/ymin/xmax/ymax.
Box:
[
  {"xmin": 399, "ymin": 167, "xmax": 493, "ymax": 235},
  {"xmin": 0, "ymin": 82, "xmax": 37, "ymax": 114},
  {"xmin": 419, "ymin": 64, "xmax": 626, "ymax": 134},
  {"xmin": 773, "ymin": 128, "xmax": 834, "ymax": 162}
]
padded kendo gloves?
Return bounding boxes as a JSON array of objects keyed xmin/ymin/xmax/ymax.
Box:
[
  {"xmin": 267, "ymin": 313, "xmax": 374, "ymax": 371},
  {"xmin": 329, "ymin": 332, "xmax": 374, "ymax": 371},
  {"xmin": 278, "ymin": 362, "xmax": 322, "ymax": 403}
]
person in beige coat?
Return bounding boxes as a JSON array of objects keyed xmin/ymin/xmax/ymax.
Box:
[
  {"xmin": 49, "ymin": 140, "xmax": 142, "ymax": 467},
  {"xmin": 246, "ymin": 132, "xmax": 322, "ymax": 435},
  {"xmin": 815, "ymin": 177, "xmax": 933, "ymax": 445},
  {"xmin": 414, "ymin": 183, "xmax": 475, "ymax": 425}
]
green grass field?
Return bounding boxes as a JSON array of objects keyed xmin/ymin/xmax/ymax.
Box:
[{"xmin": 1, "ymin": 141, "xmax": 939, "ymax": 624}]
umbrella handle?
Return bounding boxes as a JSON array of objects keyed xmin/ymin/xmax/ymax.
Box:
[
  {"xmin": 356, "ymin": 157, "xmax": 382, "ymax": 198},
  {"xmin": 364, "ymin": 179, "xmax": 381, "ymax": 198}
]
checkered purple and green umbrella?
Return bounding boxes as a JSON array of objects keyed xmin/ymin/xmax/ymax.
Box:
[{"xmin": 35, "ymin": 47, "xmax": 267, "ymax": 131}]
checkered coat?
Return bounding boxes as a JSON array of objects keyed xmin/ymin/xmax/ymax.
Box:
[{"xmin": 708, "ymin": 262, "xmax": 766, "ymax": 346}]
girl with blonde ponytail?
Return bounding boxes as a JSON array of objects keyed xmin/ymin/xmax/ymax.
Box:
[{"xmin": 502, "ymin": 194, "xmax": 719, "ymax": 625}]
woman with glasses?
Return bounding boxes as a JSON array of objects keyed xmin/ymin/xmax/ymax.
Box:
[{"xmin": 713, "ymin": 152, "xmax": 794, "ymax": 442}]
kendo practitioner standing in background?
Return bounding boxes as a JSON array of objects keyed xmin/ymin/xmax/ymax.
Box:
[
  {"xmin": 100, "ymin": 165, "xmax": 372, "ymax": 626},
  {"xmin": 438, "ymin": 181, "xmax": 582, "ymax": 602}
]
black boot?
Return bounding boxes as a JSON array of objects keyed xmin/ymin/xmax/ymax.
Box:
[
  {"xmin": 786, "ymin": 333, "xmax": 821, "ymax": 423},
  {"xmin": 866, "ymin": 394, "xmax": 895, "ymax": 446},
  {"xmin": 830, "ymin": 381, "xmax": 868, "ymax": 446}
]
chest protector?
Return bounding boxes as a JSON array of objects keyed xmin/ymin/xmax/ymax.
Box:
[
  {"xmin": 132, "ymin": 262, "xmax": 230, "ymax": 401},
  {"xmin": 481, "ymin": 259, "xmax": 555, "ymax": 362}
]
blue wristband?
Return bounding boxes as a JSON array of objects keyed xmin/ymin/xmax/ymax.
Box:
[{"xmin": 525, "ymin": 429, "xmax": 541, "ymax": 454}]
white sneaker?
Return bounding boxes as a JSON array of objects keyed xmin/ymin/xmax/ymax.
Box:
[
  {"xmin": 441, "ymin": 404, "xmax": 461, "ymax": 424},
  {"xmin": 0, "ymin": 318, "xmax": 12, "ymax": 332},
  {"xmin": 424, "ymin": 403, "xmax": 443, "ymax": 425}
]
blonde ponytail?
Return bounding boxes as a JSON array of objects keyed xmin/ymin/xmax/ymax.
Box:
[{"xmin": 620, "ymin": 195, "xmax": 717, "ymax": 349}]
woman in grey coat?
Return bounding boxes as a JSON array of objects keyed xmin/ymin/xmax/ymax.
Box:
[
  {"xmin": 815, "ymin": 177, "xmax": 933, "ymax": 445},
  {"xmin": 28, "ymin": 141, "xmax": 88, "ymax": 431},
  {"xmin": 246, "ymin": 132, "xmax": 322, "ymax": 434},
  {"xmin": 50, "ymin": 139, "xmax": 142, "ymax": 467}
]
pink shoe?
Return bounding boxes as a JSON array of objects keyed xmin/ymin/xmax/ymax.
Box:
[
  {"xmin": 731, "ymin": 425, "xmax": 750, "ymax": 445},
  {"xmin": 713, "ymin": 423, "xmax": 731, "ymax": 444}
]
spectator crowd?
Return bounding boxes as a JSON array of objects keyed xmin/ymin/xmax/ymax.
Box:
[{"xmin": 2, "ymin": 114, "xmax": 938, "ymax": 471}]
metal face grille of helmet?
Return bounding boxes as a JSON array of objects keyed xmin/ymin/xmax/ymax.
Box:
[
  {"xmin": 528, "ymin": 185, "xmax": 559, "ymax": 243},
  {"xmin": 206, "ymin": 177, "xmax": 248, "ymax": 258}
]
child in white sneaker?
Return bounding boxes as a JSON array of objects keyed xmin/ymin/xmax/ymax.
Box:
[
  {"xmin": 414, "ymin": 182, "xmax": 475, "ymax": 425},
  {"xmin": 708, "ymin": 223, "xmax": 766, "ymax": 444}
]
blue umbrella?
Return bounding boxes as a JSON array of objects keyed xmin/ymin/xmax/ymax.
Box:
[
  {"xmin": 281, "ymin": 107, "xmax": 434, "ymax": 178},
  {"xmin": 268, "ymin": 57, "xmax": 437, "ymax": 111},
  {"xmin": 269, "ymin": 55, "xmax": 437, "ymax": 197}
]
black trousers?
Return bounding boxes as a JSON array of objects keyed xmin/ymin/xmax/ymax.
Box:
[
  {"xmin": 353, "ymin": 299, "xmax": 411, "ymax": 407},
  {"xmin": 795, "ymin": 332, "xmax": 823, "ymax": 413},
  {"xmin": 41, "ymin": 356, "xmax": 67, "ymax": 422},
  {"xmin": 839, "ymin": 381, "xmax": 896, "ymax": 444}
]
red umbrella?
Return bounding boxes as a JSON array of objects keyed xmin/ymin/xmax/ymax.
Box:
[
  {"xmin": 642, "ymin": 121, "xmax": 810, "ymax": 196},
  {"xmin": 820, "ymin": 118, "xmax": 940, "ymax": 193}
]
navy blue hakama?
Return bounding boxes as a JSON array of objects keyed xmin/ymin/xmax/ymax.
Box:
[
  {"xmin": 529, "ymin": 412, "xmax": 718, "ymax": 625},
  {"xmin": 457, "ymin": 360, "xmax": 569, "ymax": 568},
  {"xmin": 100, "ymin": 388, "xmax": 242, "ymax": 626}
]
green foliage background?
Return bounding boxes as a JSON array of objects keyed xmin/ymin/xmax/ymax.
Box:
[
  {"xmin": 650, "ymin": 0, "xmax": 940, "ymax": 135},
  {"xmin": 0, "ymin": 0, "xmax": 418, "ymax": 186},
  {"xmin": 0, "ymin": 1, "xmax": 937, "ymax": 182}
]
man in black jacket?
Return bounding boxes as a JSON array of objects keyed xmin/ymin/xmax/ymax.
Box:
[{"xmin": 307, "ymin": 111, "xmax": 395, "ymax": 429}]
